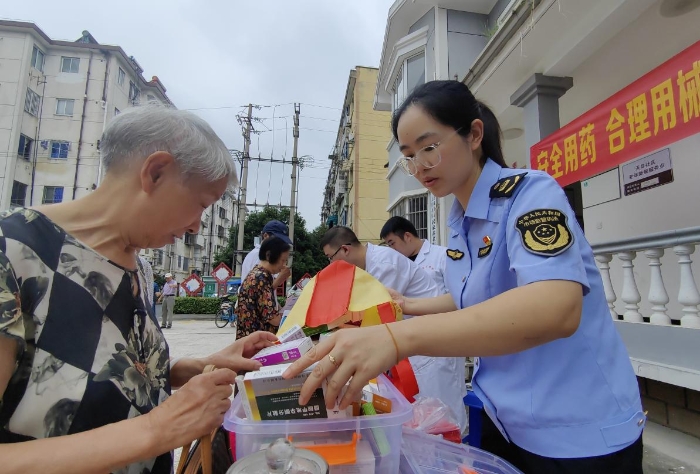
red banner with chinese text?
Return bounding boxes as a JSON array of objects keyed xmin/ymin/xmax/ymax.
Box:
[{"xmin": 530, "ymin": 40, "xmax": 700, "ymax": 187}]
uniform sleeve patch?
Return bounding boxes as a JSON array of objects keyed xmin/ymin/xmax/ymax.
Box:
[
  {"xmin": 490, "ymin": 173, "xmax": 528, "ymax": 198},
  {"xmin": 446, "ymin": 249, "xmax": 465, "ymax": 261},
  {"xmin": 515, "ymin": 209, "xmax": 573, "ymax": 256}
]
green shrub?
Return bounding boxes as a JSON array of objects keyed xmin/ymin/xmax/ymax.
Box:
[{"xmin": 174, "ymin": 297, "xmax": 226, "ymax": 314}]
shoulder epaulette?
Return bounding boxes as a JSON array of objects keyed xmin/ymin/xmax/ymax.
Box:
[{"xmin": 489, "ymin": 172, "xmax": 528, "ymax": 198}]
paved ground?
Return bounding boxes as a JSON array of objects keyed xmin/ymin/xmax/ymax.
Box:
[{"xmin": 164, "ymin": 319, "xmax": 700, "ymax": 473}]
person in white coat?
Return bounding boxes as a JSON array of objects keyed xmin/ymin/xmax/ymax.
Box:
[
  {"xmin": 319, "ymin": 226, "xmax": 467, "ymax": 433},
  {"xmin": 380, "ymin": 216, "xmax": 448, "ymax": 294}
]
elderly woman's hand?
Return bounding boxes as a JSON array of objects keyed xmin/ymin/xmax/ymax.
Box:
[
  {"xmin": 205, "ymin": 331, "xmax": 278, "ymax": 373},
  {"xmin": 148, "ymin": 368, "xmax": 236, "ymax": 448}
]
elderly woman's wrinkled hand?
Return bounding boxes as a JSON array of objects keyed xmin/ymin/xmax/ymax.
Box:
[
  {"xmin": 282, "ymin": 325, "xmax": 398, "ymax": 410},
  {"xmin": 148, "ymin": 368, "xmax": 236, "ymax": 448},
  {"xmin": 205, "ymin": 331, "xmax": 278, "ymax": 373}
]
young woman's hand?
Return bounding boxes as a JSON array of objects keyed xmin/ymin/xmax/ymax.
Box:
[{"xmin": 283, "ymin": 325, "xmax": 399, "ymax": 410}]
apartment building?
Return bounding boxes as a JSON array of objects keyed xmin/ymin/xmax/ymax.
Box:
[
  {"xmin": 0, "ymin": 21, "xmax": 235, "ymax": 281},
  {"xmin": 321, "ymin": 67, "xmax": 392, "ymax": 242}
]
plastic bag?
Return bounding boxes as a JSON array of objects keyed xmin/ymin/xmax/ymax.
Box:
[{"xmin": 404, "ymin": 397, "xmax": 462, "ymax": 443}]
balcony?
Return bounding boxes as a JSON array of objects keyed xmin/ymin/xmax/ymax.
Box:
[{"xmin": 592, "ymin": 227, "xmax": 700, "ymax": 391}]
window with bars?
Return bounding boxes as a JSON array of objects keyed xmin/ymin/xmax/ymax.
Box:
[
  {"xmin": 18, "ymin": 134, "xmax": 33, "ymax": 160},
  {"xmin": 42, "ymin": 186, "xmax": 64, "ymax": 204},
  {"xmin": 24, "ymin": 88, "xmax": 40, "ymax": 116},
  {"xmin": 390, "ymin": 194, "xmax": 428, "ymax": 239},
  {"xmin": 407, "ymin": 195, "xmax": 428, "ymax": 239}
]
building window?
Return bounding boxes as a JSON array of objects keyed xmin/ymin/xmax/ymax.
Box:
[
  {"xmin": 128, "ymin": 81, "xmax": 140, "ymax": 103},
  {"xmin": 117, "ymin": 67, "xmax": 125, "ymax": 86},
  {"xmin": 146, "ymin": 94, "xmax": 157, "ymax": 103},
  {"xmin": 348, "ymin": 204, "xmax": 353, "ymax": 227},
  {"xmin": 154, "ymin": 250, "xmax": 163, "ymax": 266},
  {"xmin": 42, "ymin": 186, "xmax": 64, "ymax": 204},
  {"xmin": 183, "ymin": 257, "xmax": 190, "ymax": 271},
  {"xmin": 391, "ymin": 194, "xmax": 428, "ymax": 239},
  {"xmin": 55, "ymin": 99, "xmax": 75, "ymax": 116},
  {"xmin": 18, "ymin": 134, "xmax": 33, "ymax": 160},
  {"xmin": 60, "ymin": 57, "xmax": 80, "ymax": 73},
  {"xmin": 10, "ymin": 181, "xmax": 27, "ymax": 207},
  {"xmin": 218, "ymin": 207, "xmax": 226, "ymax": 219},
  {"xmin": 217, "ymin": 225, "xmax": 225, "ymax": 238},
  {"xmin": 31, "ymin": 46, "xmax": 45, "ymax": 72},
  {"xmin": 393, "ymin": 52, "xmax": 426, "ymax": 110},
  {"xmin": 114, "ymin": 107, "xmax": 120, "ymax": 116},
  {"xmin": 177, "ymin": 255, "xmax": 182, "ymax": 269},
  {"xmin": 24, "ymin": 88, "xmax": 40, "ymax": 116},
  {"xmin": 50, "ymin": 140, "xmax": 70, "ymax": 159}
]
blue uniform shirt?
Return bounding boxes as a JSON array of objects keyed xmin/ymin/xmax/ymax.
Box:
[{"xmin": 445, "ymin": 158, "xmax": 644, "ymax": 458}]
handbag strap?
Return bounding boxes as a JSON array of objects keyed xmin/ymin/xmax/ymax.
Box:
[{"xmin": 176, "ymin": 364, "xmax": 217, "ymax": 474}]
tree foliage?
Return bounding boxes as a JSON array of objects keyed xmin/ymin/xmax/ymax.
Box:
[{"xmin": 213, "ymin": 206, "xmax": 328, "ymax": 282}]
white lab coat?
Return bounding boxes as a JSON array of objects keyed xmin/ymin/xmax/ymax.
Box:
[
  {"xmin": 365, "ymin": 244, "xmax": 467, "ymax": 432},
  {"xmin": 414, "ymin": 240, "xmax": 449, "ymax": 294}
]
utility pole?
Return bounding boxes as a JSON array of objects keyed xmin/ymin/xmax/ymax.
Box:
[
  {"xmin": 287, "ymin": 103, "xmax": 300, "ymax": 287},
  {"xmin": 235, "ymin": 104, "xmax": 253, "ymax": 276}
]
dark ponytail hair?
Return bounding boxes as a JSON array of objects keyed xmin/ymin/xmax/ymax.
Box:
[{"xmin": 391, "ymin": 80, "xmax": 507, "ymax": 168}]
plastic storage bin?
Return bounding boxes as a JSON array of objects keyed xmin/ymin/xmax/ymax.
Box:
[
  {"xmin": 224, "ymin": 374, "xmax": 413, "ymax": 473},
  {"xmin": 400, "ymin": 428, "xmax": 523, "ymax": 474}
]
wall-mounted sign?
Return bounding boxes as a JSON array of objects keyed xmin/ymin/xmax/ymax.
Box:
[
  {"xmin": 531, "ymin": 40, "xmax": 700, "ymax": 187},
  {"xmin": 621, "ymin": 148, "xmax": 673, "ymax": 196}
]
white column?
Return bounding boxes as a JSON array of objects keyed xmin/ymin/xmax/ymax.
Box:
[
  {"xmin": 674, "ymin": 244, "xmax": 700, "ymax": 328},
  {"xmin": 644, "ymin": 248, "xmax": 671, "ymax": 325},
  {"xmin": 618, "ymin": 251, "xmax": 644, "ymax": 322},
  {"xmin": 595, "ymin": 253, "xmax": 617, "ymax": 319}
]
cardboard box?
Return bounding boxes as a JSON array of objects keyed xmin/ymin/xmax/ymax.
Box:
[
  {"xmin": 252, "ymin": 337, "xmax": 313, "ymax": 366},
  {"xmin": 237, "ymin": 363, "xmax": 350, "ymax": 421},
  {"xmin": 277, "ymin": 324, "xmax": 306, "ymax": 344}
]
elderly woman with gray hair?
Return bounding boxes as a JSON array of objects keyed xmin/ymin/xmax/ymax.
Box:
[{"xmin": 0, "ymin": 106, "xmax": 276, "ymax": 473}]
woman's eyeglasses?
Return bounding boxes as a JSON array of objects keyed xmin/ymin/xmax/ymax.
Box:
[{"xmin": 397, "ymin": 128, "xmax": 463, "ymax": 176}]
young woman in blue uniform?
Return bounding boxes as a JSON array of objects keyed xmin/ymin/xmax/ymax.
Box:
[{"xmin": 285, "ymin": 80, "xmax": 644, "ymax": 473}]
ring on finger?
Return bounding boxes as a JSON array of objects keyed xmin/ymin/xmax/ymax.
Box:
[{"xmin": 328, "ymin": 354, "xmax": 339, "ymax": 368}]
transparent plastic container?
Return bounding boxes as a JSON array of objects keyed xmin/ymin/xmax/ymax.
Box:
[
  {"xmin": 400, "ymin": 428, "xmax": 523, "ymax": 474},
  {"xmin": 224, "ymin": 374, "xmax": 412, "ymax": 473}
]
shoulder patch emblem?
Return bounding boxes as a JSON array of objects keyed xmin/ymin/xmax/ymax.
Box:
[
  {"xmin": 490, "ymin": 173, "xmax": 528, "ymax": 198},
  {"xmin": 515, "ymin": 209, "xmax": 573, "ymax": 256},
  {"xmin": 446, "ymin": 249, "xmax": 465, "ymax": 261}
]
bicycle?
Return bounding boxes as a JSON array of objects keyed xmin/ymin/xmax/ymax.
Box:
[{"xmin": 214, "ymin": 297, "xmax": 237, "ymax": 328}]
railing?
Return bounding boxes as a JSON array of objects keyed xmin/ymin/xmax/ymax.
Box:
[{"xmin": 592, "ymin": 226, "xmax": 700, "ymax": 328}]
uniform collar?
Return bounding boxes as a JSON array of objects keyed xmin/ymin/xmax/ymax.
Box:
[
  {"xmin": 419, "ymin": 239, "xmax": 431, "ymax": 255},
  {"xmin": 447, "ymin": 158, "xmax": 502, "ymax": 228}
]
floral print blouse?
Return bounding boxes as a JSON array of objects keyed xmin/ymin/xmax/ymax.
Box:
[
  {"xmin": 236, "ymin": 264, "xmax": 279, "ymax": 339},
  {"xmin": 0, "ymin": 209, "xmax": 171, "ymax": 473}
]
